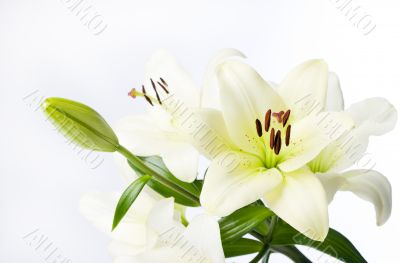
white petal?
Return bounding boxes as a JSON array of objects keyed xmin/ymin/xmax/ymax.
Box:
[
  {"xmin": 147, "ymin": 198, "xmax": 183, "ymax": 235},
  {"xmin": 162, "ymin": 143, "xmax": 199, "ymax": 182},
  {"xmin": 347, "ymin": 97, "xmax": 397, "ymax": 136},
  {"xmin": 216, "ymin": 60, "xmax": 286, "ymax": 156},
  {"xmin": 138, "ymin": 216, "xmax": 225, "ymax": 263},
  {"xmin": 325, "ymin": 72, "xmax": 344, "ymax": 111},
  {"xmin": 183, "ymin": 214, "xmax": 225, "ymax": 263},
  {"xmin": 201, "ymin": 48, "xmax": 246, "ymax": 110},
  {"xmin": 277, "ymin": 60, "xmax": 328, "ymax": 119},
  {"xmin": 318, "ymin": 170, "xmax": 392, "ymax": 225},
  {"xmin": 278, "ymin": 112, "xmax": 354, "ymax": 172},
  {"xmin": 264, "ymin": 167, "xmax": 329, "ymax": 241},
  {"xmin": 191, "ymin": 108, "xmax": 238, "ymax": 159},
  {"xmin": 114, "ymin": 114, "xmax": 182, "ymax": 157},
  {"xmin": 134, "ymin": 248, "xmax": 181, "ymax": 263},
  {"xmin": 79, "ymin": 192, "xmax": 155, "ymax": 246},
  {"xmin": 114, "ymin": 114, "xmax": 199, "ymax": 182},
  {"xmin": 144, "ymin": 49, "xmax": 200, "ymax": 107},
  {"xmin": 145, "ymin": 198, "xmax": 184, "ymax": 251},
  {"xmin": 312, "ymin": 98, "xmax": 397, "ymax": 172},
  {"xmin": 308, "ymin": 127, "xmax": 369, "ymax": 173},
  {"xmin": 109, "ymin": 241, "xmax": 146, "ymax": 258},
  {"xmin": 200, "ymin": 151, "xmax": 282, "ymax": 216},
  {"xmin": 114, "ymin": 152, "xmax": 139, "ymax": 182}
]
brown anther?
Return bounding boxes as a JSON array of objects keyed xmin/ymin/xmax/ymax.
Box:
[
  {"xmin": 282, "ymin": 110, "xmax": 291, "ymax": 127},
  {"xmin": 160, "ymin": 77, "xmax": 168, "ymax": 87},
  {"xmin": 142, "ymin": 85, "xmax": 153, "ymax": 106},
  {"xmin": 285, "ymin": 125, "xmax": 291, "ymax": 146},
  {"xmin": 265, "ymin": 109, "xmax": 271, "ymax": 132},
  {"xmin": 150, "ymin": 78, "xmax": 162, "ymax": 104},
  {"xmin": 157, "ymin": 81, "xmax": 169, "ymax": 94},
  {"xmin": 255, "ymin": 119, "xmax": 262, "ymax": 137},
  {"xmin": 269, "ymin": 128, "xmax": 275, "ymax": 149},
  {"xmin": 128, "ymin": 88, "xmax": 136, "ymax": 98},
  {"xmin": 272, "ymin": 111, "xmax": 285, "ymax": 123},
  {"xmin": 274, "ymin": 130, "xmax": 282, "ymax": 154}
]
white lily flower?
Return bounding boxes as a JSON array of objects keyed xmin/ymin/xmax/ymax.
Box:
[
  {"xmin": 195, "ymin": 58, "xmax": 354, "ymax": 241},
  {"xmin": 308, "ymin": 73, "xmax": 397, "ymax": 226},
  {"xmin": 80, "ymin": 193, "xmax": 225, "ymax": 263},
  {"xmin": 114, "ymin": 49, "xmax": 244, "ymax": 183}
]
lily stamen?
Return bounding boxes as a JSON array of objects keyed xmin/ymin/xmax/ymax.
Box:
[
  {"xmin": 282, "ymin": 110, "xmax": 291, "ymax": 127},
  {"xmin": 160, "ymin": 77, "xmax": 168, "ymax": 87},
  {"xmin": 265, "ymin": 109, "xmax": 271, "ymax": 132},
  {"xmin": 274, "ymin": 130, "xmax": 282, "ymax": 154},
  {"xmin": 270, "ymin": 128, "xmax": 275, "ymax": 149},
  {"xmin": 157, "ymin": 81, "xmax": 169, "ymax": 94},
  {"xmin": 142, "ymin": 85, "xmax": 154, "ymax": 106},
  {"xmin": 255, "ymin": 108, "xmax": 293, "ymax": 155},
  {"xmin": 255, "ymin": 119, "xmax": 263, "ymax": 137},
  {"xmin": 128, "ymin": 78, "xmax": 170, "ymax": 106},
  {"xmin": 150, "ymin": 78, "xmax": 162, "ymax": 104},
  {"xmin": 285, "ymin": 124, "xmax": 291, "ymax": 146}
]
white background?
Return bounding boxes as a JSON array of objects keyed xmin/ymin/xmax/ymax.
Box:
[{"xmin": 1, "ymin": 0, "xmax": 399, "ymax": 262}]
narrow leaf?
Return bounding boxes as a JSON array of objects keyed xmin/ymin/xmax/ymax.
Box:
[
  {"xmin": 223, "ymin": 238, "xmax": 263, "ymax": 258},
  {"xmin": 219, "ymin": 205, "xmax": 273, "ymax": 244},
  {"xmin": 127, "ymin": 156, "xmax": 201, "ymax": 207},
  {"xmin": 112, "ymin": 175, "xmax": 151, "ymax": 230},
  {"xmin": 271, "ymin": 245, "xmax": 312, "ymax": 263},
  {"xmin": 271, "ymin": 221, "xmax": 367, "ymax": 263}
]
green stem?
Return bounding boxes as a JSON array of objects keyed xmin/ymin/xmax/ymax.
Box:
[
  {"xmin": 250, "ymin": 243, "xmax": 270, "ymax": 263},
  {"xmin": 265, "ymin": 216, "xmax": 277, "ymax": 243},
  {"xmin": 262, "ymin": 249, "xmax": 272, "ymax": 263},
  {"xmin": 249, "ymin": 215, "xmax": 278, "ymax": 262},
  {"xmin": 116, "ymin": 144, "xmax": 200, "ymax": 205},
  {"xmin": 250, "ymin": 230, "xmax": 265, "ymax": 242}
]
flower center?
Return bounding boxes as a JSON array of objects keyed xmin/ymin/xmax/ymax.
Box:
[
  {"xmin": 128, "ymin": 78, "xmax": 169, "ymax": 106},
  {"xmin": 255, "ymin": 109, "xmax": 292, "ymax": 156}
]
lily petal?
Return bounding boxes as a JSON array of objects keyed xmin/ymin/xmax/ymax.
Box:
[
  {"xmin": 325, "ymin": 72, "xmax": 344, "ymax": 111},
  {"xmin": 201, "ymin": 151, "xmax": 282, "ymax": 216},
  {"xmin": 277, "ymin": 60, "xmax": 328, "ymax": 119},
  {"xmin": 347, "ymin": 97, "xmax": 397, "ymax": 136},
  {"xmin": 311, "ymin": 98, "xmax": 397, "ymax": 173},
  {"xmin": 79, "ymin": 192, "xmax": 155, "ymax": 246},
  {"xmin": 191, "ymin": 108, "xmax": 238, "ymax": 159},
  {"xmin": 216, "ymin": 60, "xmax": 286, "ymax": 156},
  {"xmin": 134, "ymin": 248, "xmax": 181, "ymax": 263},
  {"xmin": 317, "ymin": 169, "xmax": 392, "ymax": 226},
  {"xmin": 147, "ymin": 198, "xmax": 183, "ymax": 243},
  {"xmin": 183, "ymin": 214, "xmax": 225, "ymax": 263},
  {"xmin": 279, "ymin": 112, "xmax": 354, "ymax": 172},
  {"xmin": 114, "ymin": 114, "xmax": 199, "ymax": 182},
  {"xmin": 144, "ymin": 49, "xmax": 200, "ymax": 106},
  {"xmin": 201, "ymin": 48, "xmax": 246, "ymax": 110},
  {"xmin": 264, "ymin": 167, "xmax": 329, "ymax": 241}
]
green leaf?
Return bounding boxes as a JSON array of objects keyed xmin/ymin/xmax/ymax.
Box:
[
  {"xmin": 41, "ymin": 97, "xmax": 119, "ymax": 152},
  {"xmin": 223, "ymin": 238, "xmax": 263, "ymax": 258},
  {"xmin": 112, "ymin": 175, "xmax": 151, "ymax": 230},
  {"xmin": 271, "ymin": 220, "xmax": 367, "ymax": 263},
  {"xmin": 219, "ymin": 205, "xmax": 274, "ymax": 244},
  {"xmin": 271, "ymin": 245, "xmax": 312, "ymax": 263},
  {"xmin": 127, "ymin": 156, "xmax": 201, "ymax": 207}
]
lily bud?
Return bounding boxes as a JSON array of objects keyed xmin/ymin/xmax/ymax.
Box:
[{"xmin": 41, "ymin": 97, "xmax": 119, "ymax": 152}]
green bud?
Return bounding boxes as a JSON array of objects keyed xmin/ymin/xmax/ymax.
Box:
[{"xmin": 41, "ymin": 97, "xmax": 119, "ymax": 152}]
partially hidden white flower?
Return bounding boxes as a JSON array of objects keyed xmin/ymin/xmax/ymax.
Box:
[
  {"xmin": 80, "ymin": 193, "xmax": 225, "ymax": 263},
  {"xmin": 114, "ymin": 49, "xmax": 244, "ymax": 183},
  {"xmin": 308, "ymin": 73, "xmax": 397, "ymax": 226},
  {"xmin": 194, "ymin": 58, "xmax": 355, "ymax": 241}
]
